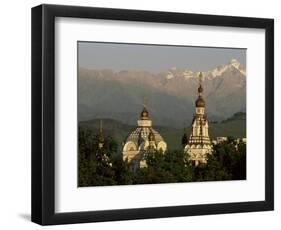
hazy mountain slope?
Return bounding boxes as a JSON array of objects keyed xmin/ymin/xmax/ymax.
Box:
[
  {"xmin": 78, "ymin": 59, "xmax": 246, "ymax": 127},
  {"xmin": 209, "ymin": 112, "xmax": 246, "ymax": 138},
  {"xmin": 79, "ymin": 112, "xmax": 246, "ymax": 151},
  {"xmin": 79, "ymin": 75, "xmax": 194, "ymax": 127}
]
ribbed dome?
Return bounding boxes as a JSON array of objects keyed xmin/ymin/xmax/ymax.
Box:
[
  {"xmin": 195, "ymin": 96, "xmax": 205, "ymax": 107},
  {"xmin": 125, "ymin": 127, "xmax": 164, "ymax": 146},
  {"xmin": 148, "ymin": 131, "xmax": 155, "ymax": 141}
]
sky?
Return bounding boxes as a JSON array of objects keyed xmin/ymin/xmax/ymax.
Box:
[{"xmin": 78, "ymin": 42, "xmax": 246, "ymax": 72}]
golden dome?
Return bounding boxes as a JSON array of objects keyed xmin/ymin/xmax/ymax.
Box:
[
  {"xmin": 195, "ymin": 96, "xmax": 205, "ymax": 107},
  {"xmin": 140, "ymin": 107, "xmax": 149, "ymax": 120}
]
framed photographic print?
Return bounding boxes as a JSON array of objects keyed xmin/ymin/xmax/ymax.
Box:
[{"xmin": 31, "ymin": 4, "xmax": 274, "ymax": 225}]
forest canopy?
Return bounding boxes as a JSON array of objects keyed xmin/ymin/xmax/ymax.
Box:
[{"xmin": 78, "ymin": 127, "xmax": 246, "ymax": 187}]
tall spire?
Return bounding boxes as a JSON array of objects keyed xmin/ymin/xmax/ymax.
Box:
[
  {"xmin": 184, "ymin": 71, "xmax": 212, "ymax": 165},
  {"xmin": 98, "ymin": 119, "xmax": 104, "ymax": 149}
]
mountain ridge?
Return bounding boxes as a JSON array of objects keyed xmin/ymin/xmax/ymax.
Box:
[{"xmin": 78, "ymin": 59, "xmax": 246, "ymax": 127}]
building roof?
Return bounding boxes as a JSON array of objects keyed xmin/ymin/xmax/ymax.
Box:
[{"xmin": 125, "ymin": 127, "xmax": 164, "ymax": 147}]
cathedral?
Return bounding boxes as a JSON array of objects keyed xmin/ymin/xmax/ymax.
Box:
[
  {"xmin": 183, "ymin": 72, "xmax": 213, "ymax": 165},
  {"xmin": 122, "ymin": 99, "xmax": 167, "ymax": 169},
  {"xmin": 122, "ymin": 73, "xmax": 213, "ymax": 168}
]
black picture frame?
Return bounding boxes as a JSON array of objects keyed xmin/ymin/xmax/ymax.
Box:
[{"xmin": 31, "ymin": 4, "xmax": 274, "ymax": 225}]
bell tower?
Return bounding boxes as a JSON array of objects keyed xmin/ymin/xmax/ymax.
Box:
[{"xmin": 184, "ymin": 72, "xmax": 212, "ymax": 165}]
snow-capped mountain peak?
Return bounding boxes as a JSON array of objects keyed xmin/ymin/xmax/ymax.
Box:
[
  {"xmin": 229, "ymin": 58, "xmax": 241, "ymax": 69},
  {"xmin": 210, "ymin": 65, "xmax": 229, "ymax": 78},
  {"xmin": 165, "ymin": 59, "xmax": 245, "ymax": 80},
  {"xmin": 229, "ymin": 59, "xmax": 246, "ymax": 76},
  {"xmin": 166, "ymin": 72, "xmax": 174, "ymax": 79},
  {"xmin": 209, "ymin": 59, "xmax": 245, "ymax": 78}
]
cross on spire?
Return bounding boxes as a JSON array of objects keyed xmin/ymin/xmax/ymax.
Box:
[
  {"xmin": 198, "ymin": 72, "xmax": 204, "ymax": 96},
  {"xmin": 143, "ymin": 96, "xmax": 147, "ymax": 108},
  {"xmin": 140, "ymin": 96, "xmax": 149, "ymax": 120},
  {"xmin": 199, "ymin": 72, "xmax": 203, "ymax": 86}
]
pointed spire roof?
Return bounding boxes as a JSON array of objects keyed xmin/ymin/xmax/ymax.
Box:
[{"xmin": 98, "ymin": 119, "xmax": 104, "ymax": 144}]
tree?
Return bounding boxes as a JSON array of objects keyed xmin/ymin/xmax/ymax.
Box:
[
  {"xmin": 78, "ymin": 127, "xmax": 246, "ymax": 186},
  {"xmin": 133, "ymin": 150, "xmax": 175, "ymax": 184},
  {"xmin": 191, "ymin": 139, "xmax": 246, "ymax": 182},
  {"xmin": 133, "ymin": 149, "xmax": 193, "ymax": 184},
  {"xmin": 111, "ymin": 155, "xmax": 133, "ymax": 185},
  {"xmin": 78, "ymin": 127, "xmax": 117, "ymax": 186}
]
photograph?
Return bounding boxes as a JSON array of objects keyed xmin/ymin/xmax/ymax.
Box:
[
  {"xmin": 78, "ymin": 42, "xmax": 247, "ymax": 187},
  {"xmin": 30, "ymin": 3, "xmax": 274, "ymax": 226}
]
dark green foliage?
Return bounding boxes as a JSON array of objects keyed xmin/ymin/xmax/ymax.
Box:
[
  {"xmin": 111, "ymin": 155, "xmax": 134, "ymax": 185},
  {"xmin": 78, "ymin": 128, "xmax": 246, "ymax": 187},
  {"xmin": 79, "ymin": 127, "xmax": 122, "ymax": 187},
  {"xmin": 192, "ymin": 138, "xmax": 246, "ymax": 182}
]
